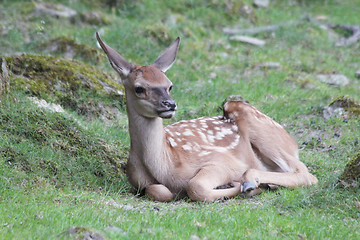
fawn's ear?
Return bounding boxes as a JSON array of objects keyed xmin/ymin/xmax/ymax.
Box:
[
  {"xmin": 152, "ymin": 37, "xmax": 180, "ymax": 72},
  {"xmin": 96, "ymin": 32, "xmax": 134, "ymax": 78}
]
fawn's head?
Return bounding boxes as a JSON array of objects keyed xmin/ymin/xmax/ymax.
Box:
[{"xmin": 96, "ymin": 32, "xmax": 180, "ymax": 119}]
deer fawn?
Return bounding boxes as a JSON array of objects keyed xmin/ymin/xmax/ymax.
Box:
[{"xmin": 96, "ymin": 33, "xmax": 318, "ymax": 202}]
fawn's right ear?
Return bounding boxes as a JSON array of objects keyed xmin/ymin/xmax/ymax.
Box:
[{"xmin": 96, "ymin": 32, "xmax": 134, "ymax": 78}]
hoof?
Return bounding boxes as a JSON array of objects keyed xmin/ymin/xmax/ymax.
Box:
[
  {"xmin": 215, "ymin": 184, "xmax": 227, "ymax": 189},
  {"xmin": 215, "ymin": 182, "xmax": 235, "ymax": 190},
  {"xmin": 242, "ymin": 182, "xmax": 257, "ymax": 193}
]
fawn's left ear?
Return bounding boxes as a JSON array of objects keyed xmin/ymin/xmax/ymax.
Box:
[
  {"xmin": 152, "ymin": 37, "xmax": 181, "ymax": 72},
  {"xmin": 96, "ymin": 32, "xmax": 134, "ymax": 78}
]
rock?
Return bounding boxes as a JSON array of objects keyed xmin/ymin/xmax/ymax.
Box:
[
  {"xmin": 104, "ymin": 226, "xmax": 126, "ymax": 235},
  {"xmin": 146, "ymin": 24, "xmax": 174, "ymax": 43},
  {"xmin": 29, "ymin": 97, "xmax": 65, "ymax": 113},
  {"xmin": 323, "ymin": 95, "xmax": 360, "ymax": 119},
  {"xmin": 79, "ymin": 11, "xmax": 110, "ymax": 25},
  {"xmin": 255, "ymin": 62, "xmax": 281, "ymax": 69},
  {"xmin": 316, "ymin": 74, "xmax": 350, "ymax": 87},
  {"xmin": 225, "ymin": 2, "xmax": 257, "ymax": 23},
  {"xmin": 229, "ymin": 35, "xmax": 265, "ymax": 46},
  {"xmin": 0, "ymin": 57, "xmax": 10, "ymax": 95},
  {"xmin": 340, "ymin": 151, "xmax": 360, "ymax": 185},
  {"xmin": 61, "ymin": 226, "xmax": 105, "ymax": 240},
  {"xmin": 44, "ymin": 36, "xmax": 105, "ymax": 63},
  {"xmin": 355, "ymin": 71, "xmax": 360, "ymax": 79},
  {"xmin": 190, "ymin": 235, "xmax": 201, "ymax": 240},
  {"xmin": 253, "ymin": 0, "xmax": 270, "ymax": 8},
  {"xmin": 34, "ymin": 3, "xmax": 77, "ymax": 19},
  {"xmin": 323, "ymin": 105, "xmax": 344, "ymax": 120}
]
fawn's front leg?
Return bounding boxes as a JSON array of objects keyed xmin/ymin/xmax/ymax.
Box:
[
  {"xmin": 145, "ymin": 184, "xmax": 174, "ymax": 202},
  {"xmin": 187, "ymin": 164, "xmax": 242, "ymax": 202}
]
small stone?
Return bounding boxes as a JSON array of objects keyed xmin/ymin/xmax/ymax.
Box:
[
  {"xmin": 34, "ymin": 215, "xmax": 43, "ymax": 219},
  {"xmin": 355, "ymin": 71, "xmax": 360, "ymax": 79},
  {"xmin": 62, "ymin": 226, "xmax": 105, "ymax": 240},
  {"xmin": 253, "ymin": 0, "xmax": 269, "ymax": 8},
  {"xmin": 317, "ymin": 74, "xmax": 350, "ymax": 87},
  {"xmin": 355, "ymin": 201, "xmax": 360, "ymax": 210},
  {"xmin": 34, "ymin": 3, "xmax": 77, "ymax": 18},
  {"xmin": 209, "ymin": 72, "xmax": 217, "ymax": 79},
  {"xmin": 190, "ymin": 235, "xmax": 201, "ymax": 240},
  {"xmin": 255, "ymin": 62, "xmax": 281, "ymax": 69},
  {"xmin": 105, "ymin": 225, "xmax": 126, "ymax": 235},
  {"xmin": 80, "ymin": 11, "xmax": 110, "ymax": 25},
  {"xmin": 229, "ymin": 35, "xmax": 265, "ymax": 46}
]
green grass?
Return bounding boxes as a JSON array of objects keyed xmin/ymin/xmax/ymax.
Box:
[{"xmin": 0, "ymin": 0, "xmax": 360, "ymax": 239}]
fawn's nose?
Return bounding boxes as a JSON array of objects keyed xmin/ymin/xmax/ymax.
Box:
[{"xmin": 162, "ymin": 100, "xmax": 177, "ymax": 111}]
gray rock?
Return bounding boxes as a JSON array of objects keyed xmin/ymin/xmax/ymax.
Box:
[
  {"xmin": 323, "ymin": 105, "xmax": 344, "ymax": 120},
  {"xmin": 317, "ymin": 74, "xmax": 350, "ymax": 87},
  {"xmin": 34, "ymin": 3, "xmax": 77, "ymax": 18},
  {"xmin": 355, "ymin": 71, "xmax": 360, "ymax": 79},
  {"xmin": 61, "ymin": 226, "xmax": 105, "ymax": 240},
  {"xmin": 0, "ymin": 58, "xmax": 10, "ymax": 95},
  {"xmin": 105, "ymin": 226, "xmax": 126, "ymax": 235},
  {"xmin": 253, "ymin": 0, "xmax": 270, "ymax": 8},
  {"xmin": 229, "ymin": 35, "xmax": 266, "ymax": 46},
  {"xmin": 255, "ymin": 62, "xmax": 281, "ymax": 69}
]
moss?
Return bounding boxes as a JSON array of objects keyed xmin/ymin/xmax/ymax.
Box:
[
  {"xmin": 145, "ymin": 24, "xmax": 175, "ymax": 44},
  {"xmin": 225, "ymin": 0, "xmax": 257, "ymax": 23},
  {"xmin": 60, "ymin": 226, "xmax": 105, "ymax": 240},
  {"xmin": 340, "ymin": 151, "xmax": 360, "ymax": 184},
  {"xmin": 330, "ymin": 95, "xmax": 360, "ymax": 116},
  {"xmin": 79, "ymin": 11, "xmax": 111, "ymax": 25},
  {"xmin": 0, "ymin": 94, "xmax": 127, "ymax": 190},
  {"xmin": 44, "ymin": 36, "xmax": 106, "ymax": 64},
  {"xmin": 2, "ymin": 54, "xmax": 124, "ymax": 117}
]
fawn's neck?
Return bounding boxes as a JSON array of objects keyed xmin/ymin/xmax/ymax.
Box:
[{"xmin": 126, "ymin": 97, "xmax": 171, "ymax": 179}]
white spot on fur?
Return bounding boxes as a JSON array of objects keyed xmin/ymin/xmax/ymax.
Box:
[
  {"xmin": 201, "ymin": 145, "xmax": 228, "ymax": 153},
  {"xmin": 183, "ymin": 129, "xmax": 195, "ymax": 136},
  {"xmin": 227, "ymin": 134, "xmax": 240, "ymax": 149},
  {"xmin": 215, "ymin": 131, "xmax": 225, "ymax": 140},
  {"xmin": 198, "ymin": 151, "xmax": 211, "ymax": 157},
  {"xmin": 198, "ymin": 131, "xmax": 208, "ymax": 142},
  {"xmin": 182, "ymin": 144, "xmax": 192, "ymax": 151},
  {"xmin": 168, "ymin": 137, "xmax": 177, "ymax": 147},
  {"xmin": 208, "ymin": 135, "xmax": 215, "ymax": 143},
  {"xmin": 166, "ymin": 129, "xmax": 174, "ymax": 137}
]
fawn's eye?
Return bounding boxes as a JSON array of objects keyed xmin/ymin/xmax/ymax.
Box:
[
  {"xmin": 135, "ymin": 86, "xmax": 145, "ymax": 94},
  {"xmin": 169, "ymin": 85, "xmax": 173, "ymax": 92}
]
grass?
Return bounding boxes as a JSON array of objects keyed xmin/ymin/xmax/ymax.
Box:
[{"xmin": 0, "ymin": 0, "xmax": 360, "ymax": 239}]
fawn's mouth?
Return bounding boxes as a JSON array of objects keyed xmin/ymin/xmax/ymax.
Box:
[{"xmin": 158, "ymin": 109, "xmax": 176, "ymax": 119}]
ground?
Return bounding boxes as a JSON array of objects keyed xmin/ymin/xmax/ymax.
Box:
[{"xmin": 0, "ymin": 0, "xmax": 359, "ymax": 239}]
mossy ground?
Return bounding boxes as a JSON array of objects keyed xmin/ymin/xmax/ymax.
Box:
[
  {"xmin": 1, "ymin": 54, "xmax": 124, "ymax": 120},
  {"xmin": 340, "ymin": 151, "xmax": 360, "ymax": 184},
  {"xmin": 0, "ymin": 92, "xmax": 128, "ymax": 192},
  {"xmin": 0, "ymin": 0, "xmax": 360, "ymax": 239}
]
